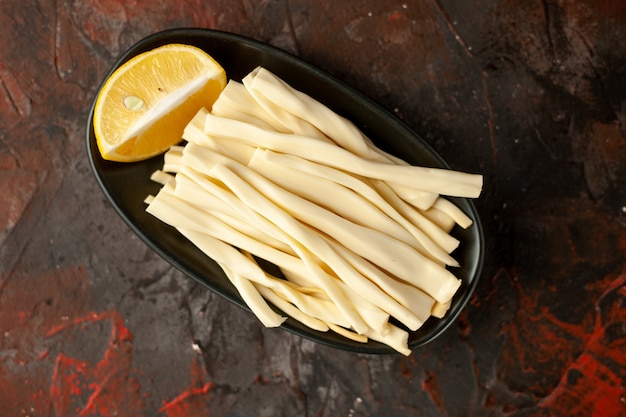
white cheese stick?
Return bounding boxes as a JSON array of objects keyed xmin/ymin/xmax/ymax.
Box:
[
  {"xmin": 431, "ymin": 299, "xmax": 453, "ymax": 319},
  {"xmin": 202, "ymin": 112, "xmax": 483, "ymax": 198},
  {"xmin": 254, "ymin": 284, "xmax": 330, "ymax": 332},
  {"xmin": 243, "ymin": 66, "xmax": 383, "ymax": 160},
  {"xmin": 422, "ymin": 207, "xmax": 457, "ymax": 233},
  {"xmin": 432, "ymin": 197, "xmax": 474, "ymax": 229},
  {"xmin": 222, "ymin": 266, "xmax": 287, "ymax": 328},
  {"xmin": 211, "ymin": 80, "xmax": 287, "ymax": 133},
  {"xmin": 371, "ymin": 180, "xmax": 461, "ymax": 254},
  {"xmin": 364, "ymin": 324, "xmax": 411, "ymax": 356},
  {"xmin": 326, "ymin": 322, "xmax": 369, "ymax": 344}
]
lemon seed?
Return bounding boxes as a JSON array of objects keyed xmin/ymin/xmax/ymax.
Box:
[{"xmin": 123, "ymin": 95, "xmax": 144, "ymax": 111}]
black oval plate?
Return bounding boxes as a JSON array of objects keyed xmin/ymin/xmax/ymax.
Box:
[{"xmin": 86, "ymin": 28, "xmax": 484, "ymax": 354}]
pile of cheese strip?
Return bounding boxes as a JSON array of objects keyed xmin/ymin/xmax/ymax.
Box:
[{"xmin": 144, "ymin": 67, "xmax": 483, "ymax": 355}]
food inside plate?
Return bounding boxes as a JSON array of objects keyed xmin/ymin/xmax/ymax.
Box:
[{"xmin": 117, "ymin": 50, "xmax": 483, "ymax": 355}]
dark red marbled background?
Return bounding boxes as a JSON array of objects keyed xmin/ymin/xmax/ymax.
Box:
[{"xmin": 1, "ymin": 1, "xmax": 624, "ymax": 416}]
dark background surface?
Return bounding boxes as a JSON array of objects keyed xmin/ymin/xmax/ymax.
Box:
[{"xmin": 1, "ymin": 1, "xmax": 625, "ymax": 416}]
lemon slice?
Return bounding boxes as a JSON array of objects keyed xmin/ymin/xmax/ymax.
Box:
[{"xmin": 93, "ymin": 44, "xmax": 226, "ymax": 162}]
